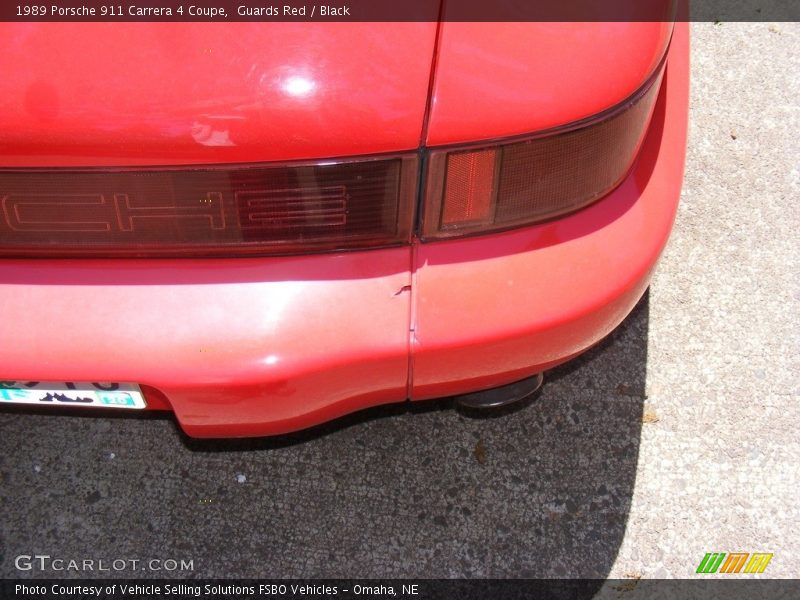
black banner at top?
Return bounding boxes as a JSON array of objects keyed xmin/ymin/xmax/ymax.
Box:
[{"xmin": 1, "ymin": 0, "xmax": 798, "ymax": 22}]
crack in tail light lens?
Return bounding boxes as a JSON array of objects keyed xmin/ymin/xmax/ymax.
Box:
[
  {"xmin": 421, "ymin": 66, "xmax": 664, "ymax": 239},
  {"xmin": 0, "ymin": 155, "xmax": 418, "ymax": 257}
]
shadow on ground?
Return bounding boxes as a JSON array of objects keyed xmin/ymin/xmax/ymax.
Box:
[{"xmin": 0, "ymin": 293, "xmax": 649, "ymax": 579}]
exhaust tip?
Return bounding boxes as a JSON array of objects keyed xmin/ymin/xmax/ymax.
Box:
[{"xmin": 453, "ymin": 372, "xmax": 544, "ymax": 411}]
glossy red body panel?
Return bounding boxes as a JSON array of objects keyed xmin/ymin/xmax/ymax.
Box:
[
  {"xmin": 411, "ymin": 23, "xmax": 689, "ymax": 399},
  {"xmin": 0, "ymin": 251, "xmax": 412, "ymax": 437},
  {"xmin": 426, "ymin": 22, "xmax": 673, "ymax": 146},
  {"xmin": 0, "ymin": 23, "xmax": 688, "ymax": 438},
  {"xmin": 0, "ymin": 22, "xmax": 437, "ymax": 166}
]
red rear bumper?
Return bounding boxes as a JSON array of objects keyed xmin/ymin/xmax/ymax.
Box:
[{"xmin": 0, "ymin": 25, "xmax": 688, "ymax": 438}]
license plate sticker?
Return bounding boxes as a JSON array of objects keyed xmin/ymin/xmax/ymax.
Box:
[{"xmin": 0, "ymin": 382, "xmax": 146, "ymax": 410}]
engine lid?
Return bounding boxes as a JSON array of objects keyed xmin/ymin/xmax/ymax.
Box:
[{"xmin": 0, "ymin": 22, "xmax": 438, "ymax": 166}]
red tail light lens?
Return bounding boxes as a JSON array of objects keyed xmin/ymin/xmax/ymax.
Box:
[
  {"xmin": 421, "ymin": 67, "xmax": 664, "ymax": 239},
  {"xmin": 0, "ymin": 156, "xmax": 417, "ymax": 257}
]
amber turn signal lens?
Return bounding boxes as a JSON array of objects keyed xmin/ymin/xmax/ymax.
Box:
[
  {"xmin": 440, "ymin": 149, "xmax": 498, "ymax": 229},
  {"xmin": 421, "ymin": 67, "xmax": 664, "ymax": 239}
]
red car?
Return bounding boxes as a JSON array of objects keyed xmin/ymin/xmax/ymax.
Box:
[{"xmin": 0, "ymin": 18, "xmax": 688, "ymax": 437}]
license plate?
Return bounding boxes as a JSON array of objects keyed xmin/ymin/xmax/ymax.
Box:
[{"xmin": 0, "ymin": 381, "xmax": 146, "ymax": 409}]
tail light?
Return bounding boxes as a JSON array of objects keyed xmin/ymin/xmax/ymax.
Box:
[
  {"xmin": 420, "ymin": 66, "xmax": 664, "ymax": 239},
  {"xmin": 0, "ymin": 155, "xmax": 417, "ymax": 257},
  {"xmin": 0, "ymin": 64, "xmax": 664, "ymax": 257}
]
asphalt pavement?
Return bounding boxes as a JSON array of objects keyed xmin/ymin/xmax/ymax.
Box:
[{"xmin": 1, "ymin": 22, "xmax": 798, "ymax": 580}]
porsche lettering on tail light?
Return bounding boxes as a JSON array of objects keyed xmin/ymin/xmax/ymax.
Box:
[{"xmin": 0, "ymin": 156, "xmax": 418, "ymax": 257}]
